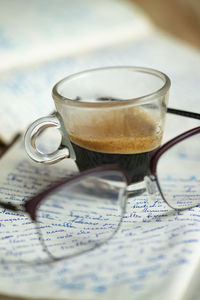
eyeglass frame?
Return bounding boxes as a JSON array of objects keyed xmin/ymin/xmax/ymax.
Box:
[{"xmin": 0, "ymin": 107, "xmax": 199, "ymax": 262}]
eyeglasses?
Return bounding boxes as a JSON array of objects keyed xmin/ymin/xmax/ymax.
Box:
[{"xmin": 0, "ymin": 108, "xmax": 199, "ymax": 263}]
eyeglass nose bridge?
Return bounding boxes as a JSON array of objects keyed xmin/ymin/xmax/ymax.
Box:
[{"xmin": 144, "ymin": 175, "xmax": 157, "ymax": 195}]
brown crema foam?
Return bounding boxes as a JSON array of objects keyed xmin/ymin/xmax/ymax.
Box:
[{"xmin": 68, "ymin": 107, "xmax": 162, "ymax": 154}]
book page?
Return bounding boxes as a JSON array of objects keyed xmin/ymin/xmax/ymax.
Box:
[
  {"xmin": 0, "ymin": 29, "xmax": 200, "ymax": 144},
  {"xmin": 182, "ymin": 259, "xmax": 200, "ymax": 300},
  {"xmin": 0, "ymin": 0, "xmax": 151, "ymax": 72},
  {"xmin": 0, "ymin": 134, "xmax": 199, "ymax": 300}
]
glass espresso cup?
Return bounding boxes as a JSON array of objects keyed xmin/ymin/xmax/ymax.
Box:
[{"xmin": 24, "ymin": 66, "xmax": 171, "ymax": 190}]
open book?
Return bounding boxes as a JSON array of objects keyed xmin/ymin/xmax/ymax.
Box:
[{"xmin": 0, "ymin": 129, "xmax": 200, "ymax": 300}]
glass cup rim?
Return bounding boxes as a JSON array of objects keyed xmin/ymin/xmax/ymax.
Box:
[{"xmin": 52, "ymin": 66, "xmax": 171, "ymax": 108}]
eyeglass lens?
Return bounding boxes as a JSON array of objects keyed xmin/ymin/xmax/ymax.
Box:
[
  {"xmin": 156, "ymin": 133, "xmax": 200, "ymax": 209},
  {"xmin": 36, "ymin": 170, "xmax": 127, "ymax": 259}
]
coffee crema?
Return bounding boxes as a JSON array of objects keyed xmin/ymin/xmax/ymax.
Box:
[{"xmin": 68, "ymin": 107, "xmax": 162, "ymax": 154}]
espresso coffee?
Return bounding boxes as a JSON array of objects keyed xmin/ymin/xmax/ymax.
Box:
[
  {"xmin": 67, "ymin": 107, "xmax": 162, "ymax": 183},
  {"xmin": 71, "ymin": 142, "xmax": 158, "ymax": 183}
]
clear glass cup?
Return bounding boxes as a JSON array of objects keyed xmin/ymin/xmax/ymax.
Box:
[{"xmin": 24, "ymin": 66, "xmax": 171, "ymax": 192}]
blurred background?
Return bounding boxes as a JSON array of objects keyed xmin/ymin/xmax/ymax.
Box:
[{"xmin": 131, "ymin": 0, "xmax": 200, "ymax": 49}]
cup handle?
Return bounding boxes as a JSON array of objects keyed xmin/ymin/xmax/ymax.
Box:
[{"xmin": 24, "ymin": 114, "xmax": 71, "ymax": 164}]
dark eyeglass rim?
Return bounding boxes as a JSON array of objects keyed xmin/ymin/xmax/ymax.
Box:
[
  {"xmin": 150, "ymin": 125, "xmax": 200, "ymax": 210},
  {"xmin": 150, "ymin": 126, "xmax": 200, "ymax": 176},
  {"xmin": 150, "ymin": 108, "xmax": 200, "ymax": 210},
  {"xmin": 25, "ymin": 165, "xmax": 131, "ymax": 221}
]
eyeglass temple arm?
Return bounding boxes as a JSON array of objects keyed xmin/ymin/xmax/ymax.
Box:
[
  {"xmin": 0, "ymin": 201, "xmax": 24, "ymax": 214},
  {"xmin": 167, "ymin": 108, "xmax": 200, "ymax": 120}
]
